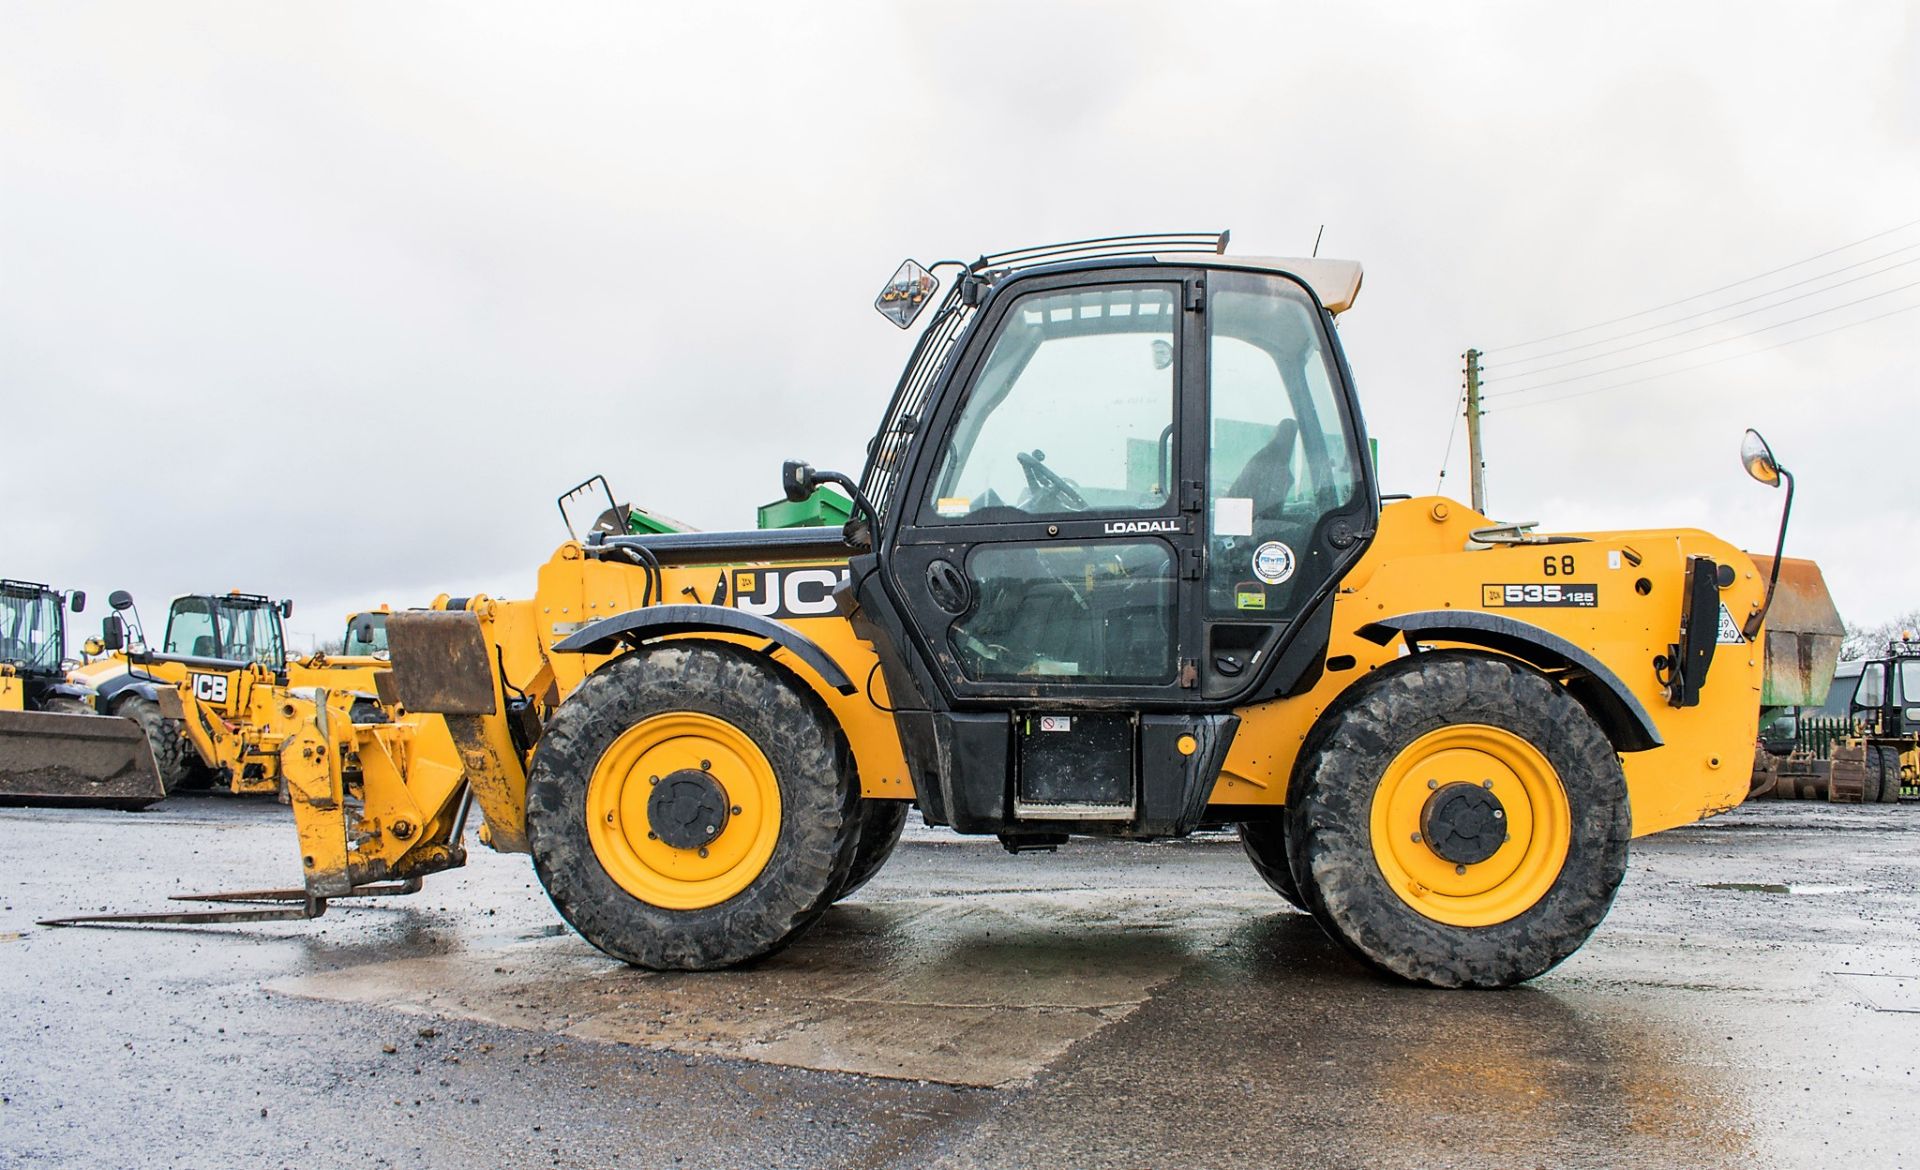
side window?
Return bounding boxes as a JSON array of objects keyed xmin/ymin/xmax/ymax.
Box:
[
  {"xmin": 1205, "ymin": 273, "xmax": 1360, "ymax": 617},
  {"xmin": 925, "ymin": 285, "xmax": 1178, "ymax": 521},
  {"xmin": 166, "ymin": 601, "xmax": 218, "ymax": 658},
  {"xmin": 1856, "ymin": 663, "xmax": 1886, "ymax": 709}
]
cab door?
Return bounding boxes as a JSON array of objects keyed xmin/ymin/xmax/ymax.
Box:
[{"xmin": 886, "ymin": 272, "xmax": 1203, "ymax": 709}]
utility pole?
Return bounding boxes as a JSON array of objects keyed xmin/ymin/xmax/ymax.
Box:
[{"xmin": 1463, "ymin": 348, "xmax": 1487, "ymax": 514}]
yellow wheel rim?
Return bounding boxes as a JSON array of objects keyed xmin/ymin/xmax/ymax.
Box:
[
  {"xmin": 1369, "ymin": 724, "xmax": 1571, "ymax": 928},
  {"xmin": 585, "ymin": 712, "xmax": 781, "ymax": 911}
]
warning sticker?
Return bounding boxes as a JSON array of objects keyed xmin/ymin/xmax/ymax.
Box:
[
  {"xmin": 1038, "ymin": 715, "xmax": 1072, "ymax": 733},
  {"xmin": 1716, "ymin": 603, "xmax": 1746, "ymax": 644}
]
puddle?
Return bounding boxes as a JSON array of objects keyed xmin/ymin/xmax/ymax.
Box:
[{"xmin": 1704, "ymin": 882, "xmax": 1791, "ymax": 894}]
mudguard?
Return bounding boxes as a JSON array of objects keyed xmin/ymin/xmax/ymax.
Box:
[
  {"xmin": 1356, "ymin": 609, "xmax": 1662, "ymax": 752},
  {"xmin": 551, "ymin": 604, "xmax": 856, "ymax": 696}
]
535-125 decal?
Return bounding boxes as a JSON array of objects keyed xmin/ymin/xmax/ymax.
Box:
[{"xmin": 1481, "ymin": 583, "xmax": 1598, "ymax": 608}]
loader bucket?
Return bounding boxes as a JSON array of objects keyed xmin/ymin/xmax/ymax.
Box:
[
  {"xmin": 1748, "ymin": 555, "xmax": 1846, "ymax": 709},
  {"xmin": 0, "ymin": 709, "xmax": 166, "ymax": 810}
]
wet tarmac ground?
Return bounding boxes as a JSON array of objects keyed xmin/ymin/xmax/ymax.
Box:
[{"xmin": 2, "ymin": 797, "xmax": 1917, "ymax": 1169}]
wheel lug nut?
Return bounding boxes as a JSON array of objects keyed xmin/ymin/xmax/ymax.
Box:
[
  {"xmin": 730, "ymin": 805, "xmax": 741, "ymax": 815},
  {"xmin": 697, "ymin": 846, "xmax": 709, "ymax": 858},
  {"xmin": 1427, "ymin": 779, "xmax": 1438, "ymax": 790},
  {"xmin": 1482, "ymin": 779, "xmax": 1493, "ymax": 789},
  {"xmin": 1410, "ymin": 832, "xmax": 1422, "ymax": 843},
  {"xmin": 646, "ymin": 831, "xmax": 657, "ymax": 840},
  {"xmin": 649, "ymin": 775, "xmax": 659, "ymax": 786},
  {"xmin": 1493, "ymin": 809, "xmax": 1504, "ymax": 819},
  {"xmin": 700, "ymin": 759, "xmax": 712, "ymax": 771},
  {"xmin": 1454, "ymin": 864, "xmax": 1466, "ymax": 875}
]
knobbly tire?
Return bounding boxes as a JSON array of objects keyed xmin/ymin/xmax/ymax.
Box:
[
  {"xmin": 525, "ymin": 644, "xmax": 860, "ymax": 970},
  {"xmin": 115, "ymin": 695, "xmax": 195, "ymax": 795},
  {"xmin": 38, "ymin": 697, "xmax": 92, "ymax": 716},
  {"xmin": 1238, "ymin": 820, "xmax": 1307, "ymax": 912},
  {"xmin": 833, "ymin": 799, "xmax": 909, "ymax": 903},
  {"xmin": 1285, "ymin": 651, "xmax": 1631, "ymax": 989},
  {"xmin": 1873, "ymin": 746, "xmax": 1900, "ymax": 804}
]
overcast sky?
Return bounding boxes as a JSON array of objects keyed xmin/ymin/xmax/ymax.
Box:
[{"xmin": 3, "ymin": 1, "xmax": 1915, "ymax": 648}]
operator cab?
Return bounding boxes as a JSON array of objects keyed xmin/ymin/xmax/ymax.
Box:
[
  {"xmin": 0, "ymin": 580, "xmax": 79, "ymax": 678},
  {"xmin": 163, "ymin": 593, "xmax": 292, "ymax": 669},
  {"xmin": 344, "ymin": 611, "xmax": 390, "ymax": 656},
  {"xmin": 835, "ymin": 234, "xmax": 1380, "ymax": 841}
]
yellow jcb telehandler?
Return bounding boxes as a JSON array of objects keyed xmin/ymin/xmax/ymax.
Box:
[
  {"xmin": 66, "ymin": 590, "xmax": 392, "ymax": 795},
  {"xmin": 52, "ymin": 232, "xmax": 1831, "ymax": 988}
]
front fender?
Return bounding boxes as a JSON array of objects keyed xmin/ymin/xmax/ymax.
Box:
[{"xmin": 550, "ymin": 604, "xmax": 856, "ymax": 696}]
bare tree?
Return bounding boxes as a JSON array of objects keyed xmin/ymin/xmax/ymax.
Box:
[{"xmin": 1841, "ymin": 609, "xmax": 1920, "ymax": 660}]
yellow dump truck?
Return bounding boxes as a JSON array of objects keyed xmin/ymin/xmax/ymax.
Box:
[{"xmin": 55, "ymin": 233, "xmax": 1820, "ymax": 988}]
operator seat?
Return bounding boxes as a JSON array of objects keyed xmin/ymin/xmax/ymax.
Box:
[
  {"xmin": 192, "ymin": 635, "xmax": 216, "ymax": 658},
  {"xmin": 1226, "ymin": 418, "xmax": 1298, "ymax": 520}
]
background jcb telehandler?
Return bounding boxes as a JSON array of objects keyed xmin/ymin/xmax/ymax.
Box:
[
  {"xmin": 0, "ymin": 578, "xmax": 164, "ymax": 808},
  {"xmin": 70, "ymin": 589, "xmax": 390, "ymax": 796},
  {"xmin": 54, "ymin": 233, "xmax": 1832, "ymax": 989}
]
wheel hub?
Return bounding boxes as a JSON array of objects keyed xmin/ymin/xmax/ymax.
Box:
[
  {"xmin": 1420, "ymin": 781, "xmax": 1507, "ymax": 865},
  {"xmin": 647, "ymin": 768, "xmax": 731, "ymax": 850}
]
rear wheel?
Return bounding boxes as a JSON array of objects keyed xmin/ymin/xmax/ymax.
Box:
[
  {"xmin": 525, "ymin": 644, "xmax": 859, "ymax": 970},
  {"xmin": 115, "ymin": 695, "xmax": 195, "ymax": 795},
  {"xmin": 1239, "ymin": 820, "xmax": 1307, "ymax": 911},
  {"xmin": 1287, "ymin": 651, "xmax": 1630, "ymax": 989},
  {"xmin": 39, "ymin": 697, "xmax": 92, "ymax": 716}
]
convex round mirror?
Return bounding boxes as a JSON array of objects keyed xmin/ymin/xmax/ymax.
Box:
[
  {"xmin": 108, "ymin": 590, "xmax": 134, "ymax": 611},
  {"xmin": 1741, "ymin": 428, "xmax": 1782, "ymax": 487}
]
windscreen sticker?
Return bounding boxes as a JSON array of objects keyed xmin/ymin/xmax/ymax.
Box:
[
  {"xmin": 1214, "ymin": 497, "xmax": 1254, "ymax": 537},
  {"xmin": 1235, "ymin": 590, "xmax": 1267, "ymax": 610},
  {"xmin": 1716, "ymin": 603, "xmax": 1746, "ymax": 644},
  {"xmin": 1252, "ymin": 541, "xmax": 1296, "ymax": 585},
  {"xmin": 935, "ymin": 497, "xmax": 970, "ymax": 517},
  {"xmin": 1481, "ymin": 583, "xmax": 1598, "ymax": 608}
]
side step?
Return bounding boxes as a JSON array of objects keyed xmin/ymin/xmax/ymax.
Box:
[{"xmin": 0, "ymin": 708, "xmax": 166, "ymax": 810}]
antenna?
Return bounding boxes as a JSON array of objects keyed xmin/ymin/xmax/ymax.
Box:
[{"xmin": 1311, "ymin": 225, "xmax": 1325, "ymax": 258}]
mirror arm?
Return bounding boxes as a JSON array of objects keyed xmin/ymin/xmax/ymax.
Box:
[{"xmin": 1741, "ymin": 466, "xmax": 1794, "ymax": 642}]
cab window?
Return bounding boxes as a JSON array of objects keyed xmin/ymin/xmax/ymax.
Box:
[{"xmin": 924, "ymin": 285, "xmax": 1178, "ymax": 521}]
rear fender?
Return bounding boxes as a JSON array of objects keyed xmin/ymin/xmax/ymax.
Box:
[{"xmin": 1357, "ymin": 610, "xmax": 1663, "ymax": 752}]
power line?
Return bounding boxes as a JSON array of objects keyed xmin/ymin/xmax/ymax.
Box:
[
  {"xmin": 1483, "ymin": 215, "xmax": 1920, "ymax": 353},
  {"xmin": 1434, "ymin": 388, "xmax": 1465, "ymax": 494},
  {"xmin": 1497, "ymin": 298, "xmax": 1920, "ymax": 414},
  {"xmin": 1483, "ymin": 276, "xmax": 1920, "ymax": 398},
  {"xmin": 1485, "ymin": 254, "xmax": 1920, "ymax": 385},
  {"xmin": 1491, "ymin": 239, "xmax": 1920, "ymax": 369}
]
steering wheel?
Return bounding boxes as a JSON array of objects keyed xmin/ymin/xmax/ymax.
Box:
[{"xmin": 1016, "ymin": 450, "xmax": 1089, "ymax": 512}]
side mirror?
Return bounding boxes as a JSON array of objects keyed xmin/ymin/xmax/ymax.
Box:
[
  {"xmin": 1741, "ymin": 429, "xmax": 1782, "ymax": 487},
  {"xmin": 108, "ymin": 590, "xmax": 134, "ymax": 612},
  {"xmin": 874, "ymin": 260, "xmax": 939, "ymax": 329},
  {"xmin": 69, "ymin": 591, "xmax": 86, "ymax": 614},
  {"xmin": 782, "ymin": 460, "xmax": 818, "ymax": 504},
  {"xmin": 280, "ymin": 599, "xmax": 294, "ymax": 619},
  {"xmin": 101, "ymin": 615, "xmax": 125, "ymax": 652}
]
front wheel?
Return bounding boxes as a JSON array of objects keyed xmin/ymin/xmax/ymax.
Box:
[
  {"xmin": 1287, "ymin": 651, "xmax": 1631, "ymax": 989},
  {"xmin": 525, "ymin": 643, "xmax": 860, "ymax": 970},
  {"xmin": 115, "ymin": 695, "xmax": 197, "ymax": 795}
]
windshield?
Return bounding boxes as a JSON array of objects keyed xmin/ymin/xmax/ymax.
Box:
[
  {"xmin": 0, "ymin": 587, "xmax": 62, "ymax": 673},
  {"xmin": 344, "ymin": 613, "xmax": 389, "ymax": 655},
  {"xmin": 164, "ymin": 597, "xmax": 285, "ymax": 668}
]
